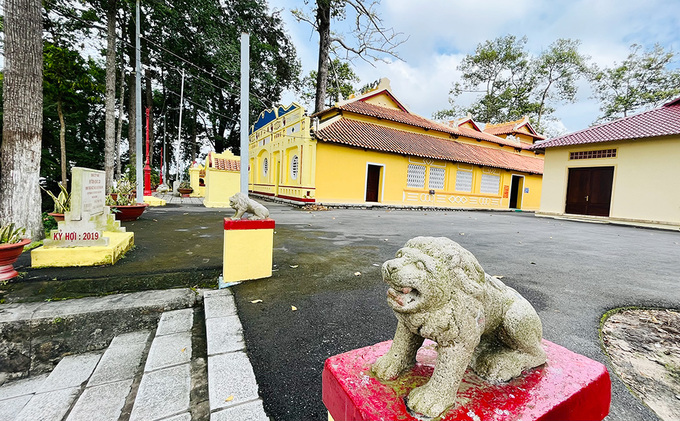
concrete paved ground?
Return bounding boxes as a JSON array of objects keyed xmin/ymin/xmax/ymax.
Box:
[{"xmin": 6, "ymin": 201, "xmax": 680, "ymax": 420}]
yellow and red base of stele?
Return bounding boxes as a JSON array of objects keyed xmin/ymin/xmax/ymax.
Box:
[
  {"xmin": 31, "ymin": 231, "xmax": 134, "ymax": 268},
  {"xmin": 222, "ymin": 218, "xmax": 274, "ymax": 283},
  {"xmin": 323, "ymin": 339, "xmax": 611, "ymax": 421}
]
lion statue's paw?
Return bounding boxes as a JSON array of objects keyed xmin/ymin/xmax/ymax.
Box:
[
  {"xmin": 373, "ymin": 354, "xmax": 409, "ymax": 381},
  {"xmin": 406, "ymin": 383, "xmax": 455, "ymax": 418}
]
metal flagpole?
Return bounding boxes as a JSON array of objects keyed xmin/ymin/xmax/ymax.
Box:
[
  {"xmin": 240, "ymin": 33, "xmax": 250, "ymax": 196},
  {"xmin": 177, "ymin": 69, "xmax": 185, "ymax": 182},
  {"xmin": 135, "ymin": 0, "xmax": 143, "ymax": 203}
]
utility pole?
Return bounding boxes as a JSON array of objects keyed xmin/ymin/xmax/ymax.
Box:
[
  {"xmin": 177, "ymin": 69, "xmax": 185, "ymax": 182},
  {"xmin": 135, "ymin": 0, "xmax": 143, "ymax": 202},
  {"xmin": 240, "ymin": 33, "xmax": 249, "ymax": 196}
]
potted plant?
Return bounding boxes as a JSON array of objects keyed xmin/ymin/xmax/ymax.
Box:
[
  {"xmin": 177, "ymin": 181, "xmax": 193, "ymax": 195},
  {"xmin": 107, "ymin": 179, "xmax": 148, "ymax": 222},
  {"xmin": 0, "ymin": 223, "xmax": 31, "ymax": 281},
  {"xmin": 42, "ymin": 183, "xmax": 70, "ymax": 221}
]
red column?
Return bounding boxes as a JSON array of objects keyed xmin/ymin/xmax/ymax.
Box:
[{"xmin": 144, "ymin": 107, "xmax": 152, "ymax": 196}]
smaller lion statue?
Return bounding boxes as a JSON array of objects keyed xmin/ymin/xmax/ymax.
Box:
[
  {"xmin": 229, "ymin": 192, "xmax": 270, "ymax": 220},
  {"xmin": 373, "ymin": 237, "xmax": 546, "ymax": 418}
]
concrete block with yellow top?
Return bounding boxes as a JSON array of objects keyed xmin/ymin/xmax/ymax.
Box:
[
  {"xmin": 204, "ymin": 151, "xmax": 241, "ymax": 208},
  {"xmin": 143, "ymin": 195, "xmax": 166, "ymax": 206},
  {"xmin": 32, "ymin": 231, "xmax": 134, "ymax": 267},
  {"xmin": 223, "ymin": 218, "xmax": 274, "ymax": 283}
]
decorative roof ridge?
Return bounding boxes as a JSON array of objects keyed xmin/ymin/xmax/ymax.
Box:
[{"xmin": 484, "ymin": 117, "xmax": 526, "ymax": 130}]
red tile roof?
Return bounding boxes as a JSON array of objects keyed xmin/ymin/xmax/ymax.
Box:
[
  {"xmin": 210, "ymin": 157, "xmax": 240, "ymax": 171},
  {"xmin": 322, "ymin": 100, "xmax": 534, "ymax": 150},
  {"xmin": 534, "ymin": 98, "xmax": 680, "ymax": 149},
  {"xmin": 484, "ymin": 117, "xmax": 546, "ymax": 140},
  {"xmin": 315, "ymin": 119, "xmax": 544, "ymax": 175}
]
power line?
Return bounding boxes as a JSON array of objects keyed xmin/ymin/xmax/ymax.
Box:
[
  {"xmin": 164, "ymin": 87, "xmax": 238, "ymax": 124},
  {"xmin": 136, "ymin": 37, "xmax": 274, "ymax": 106}
]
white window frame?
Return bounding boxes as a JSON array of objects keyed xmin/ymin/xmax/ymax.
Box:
[
  {"xmin": 480, "ymin": 173, "xmax": 501, "ymax": 195},
  {"xmin": 428, "ymin": 166, "xmax": 446, "ymax": 190},
  {"xmin": 407, "ymin": 164, "xmax": 426, "ymax": 188},
  {"xmin": 290, "ymin": 154, "xmax": 299, "ymax": 180},
  {"xmin": 454, "ymin": 166, "xmax": 473, "ymax": 192},
  {"xmin": 262, "ymin": 157, "xmax": 269, "ymax": 178}
]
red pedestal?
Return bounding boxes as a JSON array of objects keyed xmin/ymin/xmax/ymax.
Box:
[{"xmin": 323, "ymin": 340, "xmax": 611, "ymax": 421}]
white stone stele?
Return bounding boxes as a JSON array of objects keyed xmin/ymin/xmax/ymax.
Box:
[{"xmin": 43, "ymin": 167, "xmax": 125, "ymax": 248}]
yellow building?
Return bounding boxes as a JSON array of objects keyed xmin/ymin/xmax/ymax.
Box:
[
  {"xmin": 248, "ymin": 103, "xmax": 316, "ymax": 202},
  {"xmin": 533, "ymin": 97, "xmax": 680, "ymax": 228},
  {"xmin": 249, "ymin": 79, "xmax": 545, "ymax": 210},
  {"xmin": 203, "ymin": 151, "xmax": 241, "ymax": 208}
]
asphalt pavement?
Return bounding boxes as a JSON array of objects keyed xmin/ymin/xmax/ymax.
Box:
[
  {"xmin": 230, "ymin": 204, "xmax": 679, "ymax": 421},
  {"xmin": 7, "ymin": 201, "xmax": 680, "ymax": 420}
]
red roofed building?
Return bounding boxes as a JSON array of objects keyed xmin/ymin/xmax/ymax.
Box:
[
  {"xmin": 308, "ymin": 78, "xmax": 545, "ymax": 209},
  {"xmin": 248, "ymin": 78, "xmax": 546, "ymax": 209},
  {"xmin": 532, "ymin": 97, "xmax": 680, "ymax": 228}
]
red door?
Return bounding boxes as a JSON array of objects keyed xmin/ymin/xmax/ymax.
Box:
[
  {"xmin": 365, "ymin": 165, "xmax": 381, "ymax": 202},
  {"xmin": 565, "ymin": 167, "xmax": 614, "ymax": 217}
]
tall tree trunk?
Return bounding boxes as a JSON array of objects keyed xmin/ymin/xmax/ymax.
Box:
[
  {"xmin": 57, "ymin": 99, "xmax": 67, "ymax": 187},
  {"xmin": 314, "ymin": 1, "xmax": 331, "ymax": 114},
  {"xmin": 0, "ymin": 0, "xmax": 43, "ymax": 240},
  {"xmin": 145, "ymin": 71, "xmax": 154, "ymax": 166},
  {"xmin": 128, "ymin": 72, "xmax": 136, "ymax": 168},
  {"xmin": 104, "ymin": 0, "xmax": 117, "ymax": 191}
]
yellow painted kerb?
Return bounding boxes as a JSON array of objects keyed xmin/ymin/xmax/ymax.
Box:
[
  {"xmin": 31, "ymin": 231, "xmax": 134, "ymax": 268},
  {"xmin": 144, "ymin": 196, "xmax": 166, "ymax": 206}
]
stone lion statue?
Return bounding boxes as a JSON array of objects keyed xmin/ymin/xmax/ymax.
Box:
[
  {"xmin": 373, "ymin": 237, "xmax": 546, "ymax": 418},
  {"xmin": 229, "ymin": 192, "xmax": 270, "ymax": 220}
]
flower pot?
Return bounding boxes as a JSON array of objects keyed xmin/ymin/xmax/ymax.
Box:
[
  {"xmin": 178, "ymin": 188, "xmax": 193, "ymax": 195},
  {"xmin": 48, "ymin": 212, "xmax": 65, "ymax": 222},
  {"xmin": 0, "ymin": 238, "xmax": 31, "ymax": 281},
  {"xmin": 112, "ymin": 203, "xmax": 148, "ymax": 222}
]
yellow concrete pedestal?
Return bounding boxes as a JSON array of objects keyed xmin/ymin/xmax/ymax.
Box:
[
  {"xmin": 223, "ymin": 218, "xmax": 274, "ymax": 283},
  {"xmin": 31, "ymin": 231, "xmax": 134, "ymax": 268},
  {"xmin": 144, "ymin": 195, "xmax": 166, "ymax": 206}
]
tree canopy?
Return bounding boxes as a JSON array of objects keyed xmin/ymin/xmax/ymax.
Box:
[
  {"xmin": 299, "ymin": 58, "xmax": 360, "ymax": 108},
  {"xmin": 3, "ymin": 0, "xmax": 301, "ymax": 209},
  {"xmin": 590, "ymin": 44, "xmax": 680, "ymax": 122},
  {"xmin": 435, "ymin": 35, "xmax": 590, "ymax": 134}
]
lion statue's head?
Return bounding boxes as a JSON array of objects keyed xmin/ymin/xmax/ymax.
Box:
[
  {"xmin": 382, "ymin": 236, "xmax": 486, "ymax": 314},
  {"xmin": 229, "ymin": 192, "xmax": 248, "ymax": 210}
]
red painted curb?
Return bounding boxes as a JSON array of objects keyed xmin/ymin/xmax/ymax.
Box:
[
  {"xmin": 322, "ymin": 339, "xmax": 611, "ymax": 421},
  {"xmin": 223, "ymin": 218, "xmax": 275, "ymax": 230}
]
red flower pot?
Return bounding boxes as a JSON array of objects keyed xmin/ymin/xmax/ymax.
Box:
[
  {"xmin": 112, "ymin": 203, "xmax": 148, "ymax": 222},
  {"xmin": 177, "ymin": 188, "xmax": 193, "ymax": 195},
  {"xmin": 0, "ymin": 238, "xmax": 31, "ymax": 281},
  {"xmin": 48, "ymin": 212, "xmax": 65, "ymax": 222}
]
